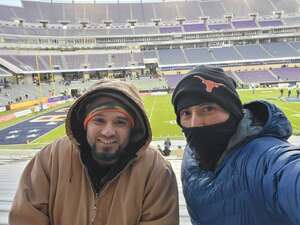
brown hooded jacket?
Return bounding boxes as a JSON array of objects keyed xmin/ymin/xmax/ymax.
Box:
[{"xmin": 9, "ymin": 80, "xmax": 179, "ymax": 225}]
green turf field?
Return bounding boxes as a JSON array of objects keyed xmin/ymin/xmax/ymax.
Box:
[
  {"xmin": 1, "ymin": 88, "xmax": 300, "ymax": 147},
  {"xmin": 31, "ymin": 88, "xmax": 300, "ymax": 145},
  {"xmin": 144, "ymin": 89, "xmax": 300, "ymax": 139}
]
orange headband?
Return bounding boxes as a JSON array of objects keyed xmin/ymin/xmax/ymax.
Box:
[{"xmin": 83, "ymin": 107, "xmax": 134, "ymax": 129}]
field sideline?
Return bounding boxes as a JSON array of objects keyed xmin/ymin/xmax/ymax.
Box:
[{"xmin": 28, "ymin": 88, "xmax": 300, "ymax": 145}]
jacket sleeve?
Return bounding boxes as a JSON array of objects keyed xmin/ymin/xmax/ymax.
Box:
[
  {"xmin": 262, "ymin": 145, "xmax": 300, "ymax": 225},
  {"xmin": 9, "ymin": 146, "xmax": 51, "ymax": 225},
  {"xmin": 139, "ymin": 155, "xmax": 179, "ymax": 225}
]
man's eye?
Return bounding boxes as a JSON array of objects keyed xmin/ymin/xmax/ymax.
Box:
[
  {"xmin": 180, "ymin": 110, "xmax": 190, "ymax": 117},
  {"xmin": 115, "ymin": 119, "xmax": 129, "ymax": 126},
  {"xmin": 202, "ymin": 106, "xmax": 216, "ymax": 112},
  {"xmin": 92, "ymin": 117, "xmax": 104, "ymax": 123}
]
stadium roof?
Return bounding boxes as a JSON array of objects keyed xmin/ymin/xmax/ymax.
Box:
[
  {"xmin": 0, "ymin": 68, "xmax": 12, "ymax": 77},
  {"xmin": 0, "ymin": 0, "xmax": 187, "ymax": 7}
]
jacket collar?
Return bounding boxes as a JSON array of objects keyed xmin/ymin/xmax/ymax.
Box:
[{"xmin": 217, "ymin": 100, "xmax": 292, "ymax": 168}]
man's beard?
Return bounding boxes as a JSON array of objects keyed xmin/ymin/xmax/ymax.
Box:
[{"xmin": 90, "ymin": 144, "xmax": 123, "ymax": 165}]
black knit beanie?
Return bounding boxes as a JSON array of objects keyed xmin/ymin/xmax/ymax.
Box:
[{"xmin": 172, "ymin": 65, "xmax": 243, "ymax": 125}]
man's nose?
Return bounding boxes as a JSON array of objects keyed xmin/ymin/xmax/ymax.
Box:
[
  {"xmin": 190, "ymin": 113, "xmax": 204, "ymax": 127},
  {"xmin": 101, "ymin": 123, "xmax": 115, "ymax": 136}
]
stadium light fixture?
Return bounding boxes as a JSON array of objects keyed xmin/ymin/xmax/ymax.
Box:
[
  {"xmin": 200, "ymin": 16, "xmax": 208, "ymax": 25},
  {"xmin": 80, "ymin": 21, "xmax": 89, "ymax": 28},
  {"xmin": 152, "ymin": 18, "xmax": 161, "ymax": 26},
  {"xmin": 249, "ymin": 13, "xmax": 258, "ymax": 21},
  {"xmin": 59, "ymin": 20, "xmax": 70, "ymax": 30},
  {"xmin": 39, "ymin": 20, "xmax": 49, "ymax": 29},
  {"xmin": 273, "ymin": 11, "xmax": 283, "ymax": 19},
  {"xmin": 176, "ymin": 17, "xmax": 185, "ymax": 25},
  {"xmin": 104, "ymin": 20, "xmax": 112, "ymax": 28},
  {"xmin": 128, "ymin": 20, "xmax": 136, "ymax": 28},
  {"xmin": 224, "ymin": 14, "xmax": 233, "ymax": 23},
  {"xmin": 14, "ymin": 18, "xmax": 24, "ymax": 26}
]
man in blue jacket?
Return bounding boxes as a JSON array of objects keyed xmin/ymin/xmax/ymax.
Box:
[{"xmin": 171, "ymin": 65, "xmax": 300, "ymax": 225}]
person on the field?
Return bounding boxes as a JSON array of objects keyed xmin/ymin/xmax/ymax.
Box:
[
  {"xmin": 172, "ymin": 65, "xmax": 300, "ymax": 225},
  {"xmin": 288, "ymin": 86, "xmax": 292, "ymax": 98},
  {"xmin": 10, "ymin": 80, "xmax": 179, "ymax": 225},
  {"xmin": 280, "ymin": 88, "xmax": 284, "ymax": 97},
  {"xmin": 163, "ymin": 137, "xmax": 172, "ymax": 156}
]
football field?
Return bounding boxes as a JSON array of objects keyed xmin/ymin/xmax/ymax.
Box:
[
  {"xmin": 30, "ymin": 88, "xmax": 300, "ymax": 144},
  {"xmin": 143, "ymin": 88, "xmax": 300, "ymax": 139},
  {"xmin": 0, "ymin": 88, "xmax": 300, "ymax": 147}
]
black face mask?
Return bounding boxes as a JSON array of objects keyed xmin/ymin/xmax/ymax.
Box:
[{"xmin": 182, "ymin": 115, "xmax": 239, "ymax": 171}]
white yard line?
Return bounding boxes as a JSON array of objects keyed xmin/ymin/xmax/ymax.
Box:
[
  {"xmin": 29, "ymin": 123, "xmax": 65, "ymax": 144},
  {"xmin": 148, "ymin": 96, "xmax": 157, "ymax": 122}
]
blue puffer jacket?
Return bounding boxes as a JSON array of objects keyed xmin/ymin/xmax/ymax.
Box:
[{"xmin": 182, "ymin": 100, "xmax": 300, "ymax": 225}]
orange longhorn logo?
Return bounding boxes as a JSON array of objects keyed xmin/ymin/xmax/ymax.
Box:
[{"xmin": 194, "ymin": 75, "xmax": 225, "ymax": 92}]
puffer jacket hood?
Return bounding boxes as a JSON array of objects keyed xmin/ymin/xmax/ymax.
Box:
[
  {"xmin": 245, "ymin": 100, "xmax": 292, "ymax": 139},
  {"xmin": 227, "ymin": 100, "xmax": 292, "ymax": 151},
  {"xmin": 65, "ymin": 79, "xmax": 152, "ymax": 153}
]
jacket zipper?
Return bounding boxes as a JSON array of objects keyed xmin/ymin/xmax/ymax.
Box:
[
  {"xmin": 77, "ymin": 144, "xmax": 149, "ymax": 224},
  {"xmin": 88, "ymin": 158, "xmax": 136, "ymax": 225},
  {"xmin": 91, "ymin": 192, "xmax": 100, "ymax": 225}
]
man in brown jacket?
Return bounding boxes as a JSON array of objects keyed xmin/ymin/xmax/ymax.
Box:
[{"xmin": 9, "ymin": 80, "xmax": 179, "ymax": 225}]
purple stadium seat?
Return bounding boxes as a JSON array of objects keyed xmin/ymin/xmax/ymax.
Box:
[
  {"xmin": 232, "ymin": 20, "xmax": 257, "ymax": 29},
  {"xmin": 183, "ymin": 23, "xmax": 206, "ymax": 32},
  {"xmin": 258, "ymin": 20, "xmax": 283, "ymax": 27},
  {"xmin": 159, "ymin": 26, "xmax": 182, "ymax": 33}
]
